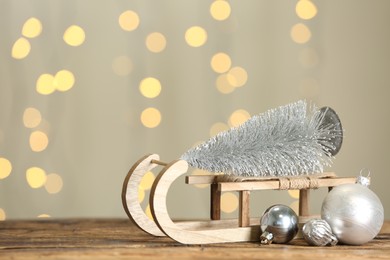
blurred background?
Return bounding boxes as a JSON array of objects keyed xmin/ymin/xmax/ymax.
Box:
[{"xmin": 0, "ymin": 0, "xmax": 389, "ymax": 221}]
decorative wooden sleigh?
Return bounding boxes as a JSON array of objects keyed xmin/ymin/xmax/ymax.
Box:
[{"xmin": 122, "ymin": 154, "xmax": 356, "ymax": 245}]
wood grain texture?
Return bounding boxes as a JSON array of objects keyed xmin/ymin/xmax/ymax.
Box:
[
  {"xmin": 150, "ymin": 160, "xmax": 259, "ymax": 244},
  {"xmin": 121, "ymin": 154, "xmax": 165, "ymax": 237},
  {"xmin": 218, "ymin": 177, "xmax": 356, "ymax": 192},
  {"xmin": 0, "ymin": 219, "xmax": 389, "ymax": 259}
]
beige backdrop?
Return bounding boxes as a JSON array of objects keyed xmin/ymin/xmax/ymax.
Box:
[{"xmin": 0, "ymin": 0, "xmax": 389, "ymax": 221}]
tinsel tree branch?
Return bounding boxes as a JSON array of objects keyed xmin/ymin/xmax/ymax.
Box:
[{"xmin": 180, "ymin": 100, "xmax": 343, "ymax": 177}]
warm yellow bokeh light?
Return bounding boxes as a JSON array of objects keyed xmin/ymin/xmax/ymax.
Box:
[
  {"xmin": 26, "ymin": 167, "xmax": 47, "ymax": 189},
  {"xmin": 209, "ymin": 122, "xmax": 229, "ymax": 137},
  {"xmin": 55, "ymin": 70, "xmax": 75, "ymax": 92},
  {"xmin": 11, "ymin": 37, "xmax": 31, "ymax": 59},
  {"xmin": 119, "ymin": 10, "xmax": 140, "ymax": 31},
  {"xmin": 296, "ymin": 0, "xmax": 318, "ymax": 20},
  {"xmin": 139, "ymin": 77, "xmax": 161, "ymax": 98},
  {"xmin": 216, "ymin": 74, "xmax": 235, "ymax": 94},
  {"xmin": 63, "ymin": 25, "xmax": 85, "ymax": 46},
  {"xmin": 36, "ymin": 73, "xmax": 56, "ymax": 95},
  {"xmin": 290, "ymin": 200, "xmax": 300, "ymax": 214},
  {"xmin": 288, "ymin": 190, "xmax": 300, "ymax": 199},
  {"xmin": 140, "ymin": 171, "xmax": 155, "ymax": 190},
  {"xmin": 145, "ymin": 204, "xmax": 153, "ymax": 220},
  {"xmin": 146, "ymin": 32, "xmax": 167, "ymax": 53},
  {"xmin": 138, "ymin": 187, "xmax": 145, "ymax": 203},
  {"xmin": 221, "ymin": 192, "xmax": 238, "ymax": 213},
  {"xmin": 30, "ymin": 131, "xmax": 49, "ymax": 152},
  {"xmin": 112, "ymin": 56, "xmax": 133, "ymax": 76},
  {"xmin": 38, "ymin": 214, "xmax": 51, "ymax": 218},
  {"xmin": 211, "ymin": 52, "xmax": 232, "ymax": 73},
  {"xmin": 291, "ymin": 23, "xmax": 311, "ymax": 44},
  {"xmin": 45, "ymin": 173, "xmax": 63, "ymax": 194},
  {"xmin": 0, "ymin": 158, "xmax": 12, "ymax": 179},
  {"xmin": 23, "ymin": 107, "xmax": 42, "ymax": 128},
  {"xmin": 185, "ymin": 26, "xmax": 207, "ymax": 47},
  {"xmin": 229, "ymin": 109, "xmax": 251, "ymax": 127},
  {"xmin": 210, "ymin": 0, "xmax": 231, "ymax": 21},
  {"xmin": 141, "ymin": 107, "xmax": 161, "ymax": 128},
  {"xmin": 0, "ymin": 208, "xmax": 5, "ymax": 221},
  {"xmin": 22, "ymin": 17, "xmax": 42, "ymax": 38},
  {"xmin": 227, "ymin": 66, "xmax": 248, "ymax": 87}
]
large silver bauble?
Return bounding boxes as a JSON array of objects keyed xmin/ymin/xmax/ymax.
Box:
[
  {"xmin": 260, "ymin": 204, "xmax": 299, "ymax": 244},
  {"xmin": 321, "ymin": 183, "xmax": 384, "ymax": 245},
  {"xmin": 302, "ymin": 219, "xmax": 338, "ymax": 246}
]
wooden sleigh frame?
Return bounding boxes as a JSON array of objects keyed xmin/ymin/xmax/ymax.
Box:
[{"xmin": 122, "ymin": 154, "xmax": 356, "ymax": 245}]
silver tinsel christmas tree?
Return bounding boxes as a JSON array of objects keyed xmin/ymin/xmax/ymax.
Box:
[{"xmin": 180, "ymin": 100, "xmax": 343, "ymax": 177}]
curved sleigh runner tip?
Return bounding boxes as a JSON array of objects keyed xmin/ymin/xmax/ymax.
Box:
[
  {"xmin": 150, "ymin": 159, "xmax": 260, "ymax": 244},
  {"xmin": 121, "ymin": 154, "xmax": 165, "ymax": 237}
]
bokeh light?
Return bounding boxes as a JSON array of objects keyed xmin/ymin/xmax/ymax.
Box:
[
  {"xmin": 289, "ymin": 200, "xmax": 299, "ymax": 214},
  {"xmin": 36, "ymin": 73, "xmax": 56, "ymax": 95},
  {"xmin": 38, "ymin": 214, "xmax": 51, "ymax": 218},
  {"xmin": 29, "ymin": 131, "xmax": 49, "ymax": 152},
  {"xmin": 44, "ymin": 173, "xmax": 63, "ymax": 194},
  {"xmin": 290, "ymin": 23, "xmax": 311, "ymax": 44},
  {"xmin": 63, "ymin": 25, "xmax": 85, "ymax": 46},
  {"xmin": 296, "ymin": 0, "xmax": 318, "ymax": 20},
  {"xmin": 221, "ymin": 192, "xmax": 238, "ymax": 213},
  {"xmin": 119, "ymin": 10, "xmax": 140, "ymax": 31},
  {"xmin": 22, "ymin": 17, "xmax": 42, "ymax": 38},
  {"xmin": 288, "ymin": 190, "xmax": 300, "ymax": 199},
  {"xmin": 146, "ymin": 32, "xmax": 167, "ymax": 53},
  {"xmin": 185, "ymin": 26, "xmax": 207, "ymax": 47},
  {"xmin": 139, "ymin": 171, "xmax": 155, "ymax": 190},
  {"xmin": 23, "ymin": 107, "xmax": 42, "ymax": 128},
  {"xmin": 227, "ymin": 66, "xmax": 248, "ymax": 87},
  {"xmin": 139, "ymin": 77, "xmax": 161, "ymax": 98},
  {"xmin": 138, "ymin": 187, "xmax": 145, "ymax": 203},
  {"xmin": 26, "ymin": 167, "xmax": 47, "ymax": 189},
  {"xmin": 0, "ymin": 158, "xmax": 12, "ymax": 179},
  {"xmin": 211, "ymin": 52, "xmax": 232, "ymax": 73},
  {"xmin": 0, "ymin": 208, "xmax": 5, "ymax": 221},
  {"xmin": 216, "ymin": 74, "xmax": 235, "ymax": 94},
  {"xmin": 11, "ymin": 37, "xmax": 31, "ymax": 59},
  {"xmin": 112, "ymin": 56, "xmax": 133, "ymax": 76},
  {"xmin": 209, "ymin": 122, "xmax": 229, "ymax": 136},
  {"xmin": 229, "ymin": 109, "xmax": 251, "ymax": 127},
  {"xmin": 210, "ymin": 0, "xmax": 231, "ymax": 21},
  {"xmin": 145, "ymin": 204, "xmax": 153, "ymax": 220},
  {"xmin": 55, "ymin": 70, "xmax": 75, "ymax": 92},
  {"xmin": 141, "ymin": 107, "xmax": 162, "ymax": 128}
]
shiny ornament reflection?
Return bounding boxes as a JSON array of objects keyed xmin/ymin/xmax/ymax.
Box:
[
  {"xmin": 302, "ymin": 219, "xmax": 338, "ymax": 246},
  {"xmin": 321, "ymin": 183, "xmax": 384, "ymax": 245},
  {"xmin": 260, "ymin": 204, "xmax": 298, "ymax": 244}
]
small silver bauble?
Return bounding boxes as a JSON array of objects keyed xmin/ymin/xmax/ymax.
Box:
[
  {"xmin": 321, "ymin": 179, "xmax": 384, "ymax": 245},
  {"xmin": 260, "ymin": 204, "xmax": 299, "ymax": 244},
  {"xmin": 302, "ymin": 219, "xmax": 338, "ymax": 246}
]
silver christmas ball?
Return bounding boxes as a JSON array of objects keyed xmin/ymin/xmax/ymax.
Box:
[
  {"xmin": 260, "ymin": 204, "xmax": 299, "ymax": 244},
  {"xmin": 302, "ymin": 219, "xmax": 338, "ymax": 246},
  {"xmin": 321, "ymin": 183, "xmax": 384, "ymax": 245}
]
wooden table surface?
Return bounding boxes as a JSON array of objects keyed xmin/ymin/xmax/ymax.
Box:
[{"xmin": 0, "ymin": 219, "xmax": 389, "ymax": 259}]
